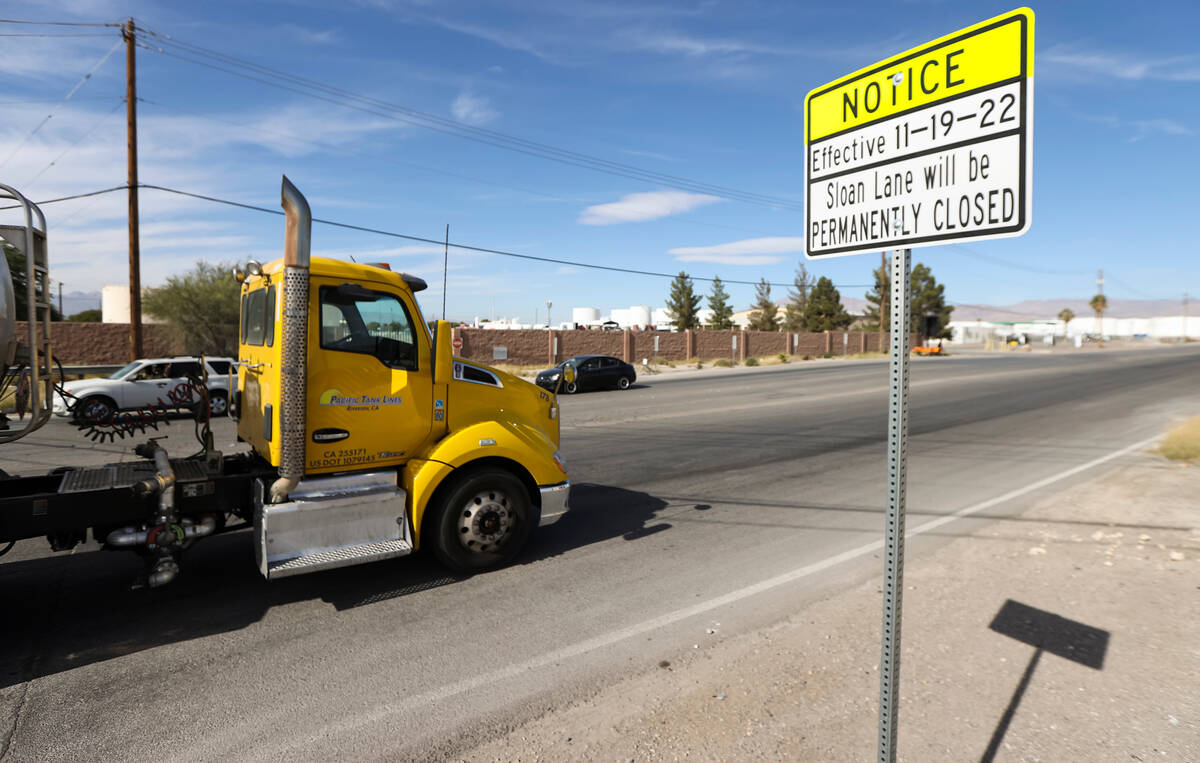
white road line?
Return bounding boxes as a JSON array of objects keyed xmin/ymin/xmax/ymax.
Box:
[{"xmin": 276, "ymin": 432, "xmax": 1160, "ymax": 754}]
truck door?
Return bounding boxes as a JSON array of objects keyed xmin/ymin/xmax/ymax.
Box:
[{"xmin": 306, "ymin": 282, "xmax": 433, "ymax": 474}]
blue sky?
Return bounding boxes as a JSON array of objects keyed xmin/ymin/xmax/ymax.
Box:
[{"xmin": 1, "ymin": 0, "xmax": 1197, "ymax": 321}]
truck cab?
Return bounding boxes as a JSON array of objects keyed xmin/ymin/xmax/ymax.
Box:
[
  {"xmin": 0, "ymin": 177, "xmax": 568, "ymax": 589},
  {"xmin": 235, "ymin": 178, "xmax": 569, "ymax": 579}
]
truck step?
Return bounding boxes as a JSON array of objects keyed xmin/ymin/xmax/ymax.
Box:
[
  {"xmin": 266, "ymin": 536, "xmax": 412, "ymax": 577},
  {"xmin": 254, "ymin": 470, "xmax": 412, "ymax": 580}
]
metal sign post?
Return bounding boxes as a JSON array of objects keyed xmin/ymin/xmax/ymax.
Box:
[
  {"xmin": 878, "ymin": 248, "xmax": 910, "ymax": 762},
  {"xmin": 801, "ymin": 10, "xmax": 1035, "ymax": 761}
]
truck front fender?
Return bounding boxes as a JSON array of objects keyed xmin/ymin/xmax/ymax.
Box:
[{"xmin": 403, "ymin": 418, "xmax": 566, "ymax": 549}]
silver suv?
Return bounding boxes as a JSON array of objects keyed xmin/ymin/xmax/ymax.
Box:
[{"xmin": 53, "ymin": 356, "xmax": 237, "ymax": 420}]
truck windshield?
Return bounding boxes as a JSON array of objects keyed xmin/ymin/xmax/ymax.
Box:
[{"xmin": 319, "ymin": 286, "xmax": 418, "ymax": 370}]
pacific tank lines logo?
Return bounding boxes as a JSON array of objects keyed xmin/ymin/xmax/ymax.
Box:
[{"xmin": 319, "ymin": 389, "xmax": 403, "ymax": 407}]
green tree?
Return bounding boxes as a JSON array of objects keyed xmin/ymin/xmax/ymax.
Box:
[
  {"xmin": 664, "ymin": 271, "xmax": 701, "ymax": 330},
  {"xmin": 747, "ymin": 278, "xmax": 780, "ymax": 331},
  {"xmin": 803, "ymin": 276, "xmax": 852, "ymax": 331},
  {"xmin": 783, "ymin": 263, "xmax": 814, "ymax": 332},
  {"xmin": 706, "ymin": 275, "xmax": 734, "ymax": 330},
  {"xmin": 862, "ymin": 259, "xmax": 890, "ymax": 330},
  {"xmin": 863, "ymin": 260, "xmax": 952, "ymax": 336},
  {"xmin": 142, "ymin": 261, "xmax": 240, "ymax": 355},
  {"xmin": 68, "ymin": 308, "xmax": 102, "ymax": 322},
  {"xmin": 1057, "ymin": 308, "xmax": 1075, "ymax": 325},
  {"xmin": 4, "ymin": 241, "xmax": 61, "ymax": 320},
  {"xmin": 909, "ymin": 264, "xmax": 953, "ymax": 338}
]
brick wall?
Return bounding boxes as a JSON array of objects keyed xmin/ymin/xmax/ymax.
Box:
[
  {"xmin": 24, "ymin": 322, "xmax": 920, "ymax": 367},
  {"xmin": 16, "ymin": 321, "xmax": 178, "ymax": 364},
  {"xmin": 449, "ymin": 328, "xmax": 918, "ymax": 366}
]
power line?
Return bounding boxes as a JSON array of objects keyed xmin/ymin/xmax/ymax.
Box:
[
  {"xmin": 142, "ymin": 29, "xmax": 803, "ymax": 209},
  {"xmin": 23, "ymin": 99, "xmax": 124, "ymax": 188},
  {"xmin": 131, "ymin": 26, "xmax": 804, "ymax": 212},
  {"xmin": 138, "ymin": 183, "xmax": 859, "ymax": 289},
  {"xmin": 0, "ymin": 32, "xmax": 116, "ymax": 37},
  {"xmin": 0, "ymin": 185, "xmax": 129, "ymax": 211},
  {"xmin": 0, "ymin": 39, "xmax": 122, "ymax": 171},
  {"xmin": 1, "ymin": 182, "xmax": 865, "ymax": 290},
  {"xmin": 136, "ymin": 97, "xmax": 778, "ymax": 238},
  {"xmin": 943, "ymin": 242, "xmax": 1089, "ymax": 276},
  {"xmin": 0, "ymin": 18, "xmax": 122, "ymax": 27}
]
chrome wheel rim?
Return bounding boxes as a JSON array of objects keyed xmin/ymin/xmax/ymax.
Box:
[{"xmin": 456, "ymin": 489, "xmax": 516, "ymax": 553}]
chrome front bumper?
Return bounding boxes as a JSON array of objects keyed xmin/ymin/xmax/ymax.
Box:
[{"xmin": 538, "ymin": 481, "xmax": 571, "ymax": 526}]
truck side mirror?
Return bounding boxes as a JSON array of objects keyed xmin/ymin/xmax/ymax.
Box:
[{"xmin": 562, "ymin": 363, "xmax": 576, "ymax": 384}]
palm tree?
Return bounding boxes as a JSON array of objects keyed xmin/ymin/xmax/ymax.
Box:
[
  {"xmin": 1089, "ymin": 294, "xmax": 1108, "ymax": 347},
  {"xmin": 1057, "ymin": 308, "xmax": 1074, "ymax": 325}
]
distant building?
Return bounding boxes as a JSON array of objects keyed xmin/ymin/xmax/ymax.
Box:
[{"xmin": 947, "ymin": 316, "xmax": 1199, "ymax": 343}]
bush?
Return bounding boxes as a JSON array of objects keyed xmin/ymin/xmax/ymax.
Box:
[
  {"xmin": 695, "ymin": 360, "xmax": 703, "ymax": 369},
  {"xmin": 1160, "ymin": 415, "xmax": 1200, "ymax": 461},
  {"xmin": 777, "ymin": 353, "xmax": 788, "ymax": 363},
  {"xmin": 713, "ymin": 358, "xmax": 732, "ymax": 368},
  {"xmin": 745, "ymin": 356, "xmax": 759, "ymax": 366}
]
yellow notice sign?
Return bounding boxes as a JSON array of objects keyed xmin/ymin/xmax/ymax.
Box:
[{"xmin": 803, "ymin": 8, "xmax": 1034, "ymax": 259}]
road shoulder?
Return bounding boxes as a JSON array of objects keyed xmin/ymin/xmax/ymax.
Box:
[{"xmin": 460, "ymin": 456, "xmax": 1200, "ymax": 761}]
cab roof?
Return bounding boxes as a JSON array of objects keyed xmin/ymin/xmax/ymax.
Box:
[{"xmin": 259, "ymin": 256, "xmax": 427, "ymax": 292}]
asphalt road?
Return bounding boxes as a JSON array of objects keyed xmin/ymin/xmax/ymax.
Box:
[{"xmin": 3, "ymin": 347, "xmax": 1198, "ymax": 761}]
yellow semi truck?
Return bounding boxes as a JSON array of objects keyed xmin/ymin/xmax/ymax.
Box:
[{"xmin": 0, "ymin": 178, "xmax": 571, "ymax": 587}]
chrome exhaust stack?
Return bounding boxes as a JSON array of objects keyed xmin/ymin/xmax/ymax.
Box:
[{"xmin": 270, "ymin": 176, "xmax": 311, "ymax": 504}]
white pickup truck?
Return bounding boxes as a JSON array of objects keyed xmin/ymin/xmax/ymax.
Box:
[{"xmin": 53, "ymin": 356, "xmax": 237, "ymax": 419}]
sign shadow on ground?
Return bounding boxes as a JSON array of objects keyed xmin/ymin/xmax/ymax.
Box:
[{"xmin": 982, "ymin": 599, "xmax": 1109, "ymax": 762}]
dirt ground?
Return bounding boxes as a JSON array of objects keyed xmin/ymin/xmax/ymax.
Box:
[{"xmin": 460, "ymin": 456, "xmax": 1200, "ymax": 762}]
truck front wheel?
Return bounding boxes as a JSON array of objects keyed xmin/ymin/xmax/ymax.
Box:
[{"xmin": 426, "ymin": 468, "xmax": 535, "ymax": 573}]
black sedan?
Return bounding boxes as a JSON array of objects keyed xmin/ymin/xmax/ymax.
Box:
[{"xmin": 535, "ymin": 355, "xmax": 637, "ymax": 394}]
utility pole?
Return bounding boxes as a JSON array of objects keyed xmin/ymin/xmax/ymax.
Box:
[
  {"xmin": 546, "ymin": 300, "xmax": 552, "ymax": 329},
  {"xmin": 123, "ymin": 18, "xmax": 143, "ymax": 360}
]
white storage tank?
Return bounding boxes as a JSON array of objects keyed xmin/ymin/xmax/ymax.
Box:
[
  {"xmin": 629, "ymin": 305, "xmax": 652, "ymax": 328},
  {"xmin": 101, "ymin": 284, "xmax": 130, "ymax": 323},
  {"xmin": 572, "ymin": 306, "xmax": 600, "ymax": 324}
]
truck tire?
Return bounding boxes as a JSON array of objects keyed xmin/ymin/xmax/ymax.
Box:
[{"xmin": 425, "ymin": 467, "xmax": 535, "ymax": 573}]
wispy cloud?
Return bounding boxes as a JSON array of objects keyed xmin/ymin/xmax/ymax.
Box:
[
  {"xmin": 451, "ymin": 91, "xmax": 499, "ymax": 126},
  {"xmin": 1129, "ymin": 118, "xmax": 1194, "ymax": 137},
  {"xmin": 619, "ymin": 148, "xmax": 681, "ymax": 162},
  {"xmin": 669, "ymin": 236, "xmax": 805, "ymax": 265},
  {"xmin": 579, "ymin": 190, "xmax": 720, "ymax": 225},
  {"xmin": 383, "ymin": 7, "xmax": 558, "ymax": 64},
  {"xmin": 623, "ymin": 29, "xmax": 793, "ymax": 58},
  {"xmin": 1071, "ymin": 110, "xmax": 1194, "ymax": 141},
  {"xmin": 279, "ymin": 24, "xmax": 341, "ymax": 45},
  {"xmin": 1043, "ymin": 45, "xmax": 1200, "ymax": 82}
]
